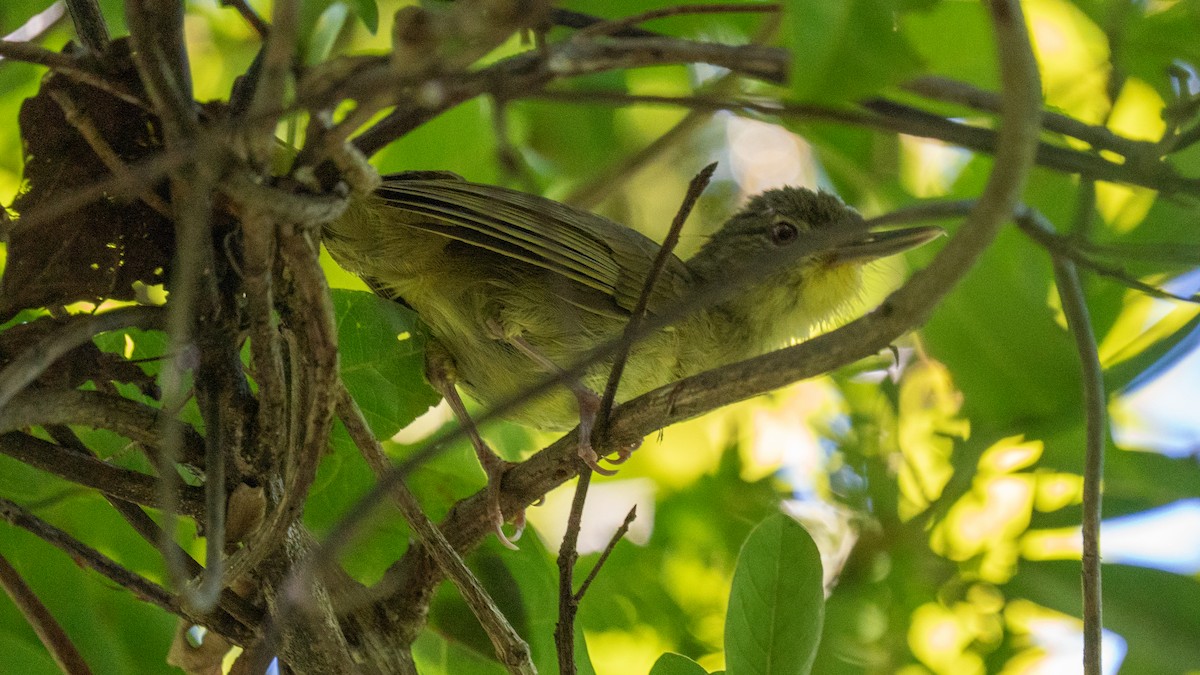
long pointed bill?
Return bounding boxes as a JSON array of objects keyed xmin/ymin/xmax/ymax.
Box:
[{"xmin": 831, "ymin": 225, "xmax": 945, "ymax": 263}]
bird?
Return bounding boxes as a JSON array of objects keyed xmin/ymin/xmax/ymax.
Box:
[{"xmin": 322, "ymin": 170, "xmax": 942, "ymax": 547}]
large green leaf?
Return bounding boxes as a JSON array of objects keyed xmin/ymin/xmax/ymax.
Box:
[
  {"xmin": 787, "ymin": 0, "xmax": 922, "ymax": 103},
  {"xmin": 332, "ymin": 288, "xmax": 438, "ymax": 438},
  {"xmin": 725, "ymin": 513, "xmax": 825, "ymax": 675}
]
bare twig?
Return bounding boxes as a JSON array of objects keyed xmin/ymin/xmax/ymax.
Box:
[
  {"xmin": 556, "ymin": 169, "xmax": 716, "ymax": 672},
  {"xmin": 0, "ymin": 389, "xmax": 205, "ymax": 468},
  {"xmin": 528, "ymin": 90, "xmax": 1197, "ymax": 195},
  {"xmin": 575, "ymin": 505, "xmax": 637, "ymax": 602},
  {"xmin": 350, "ymin": 36, "xmax": 788, "ymax": 157},
  {"xmin": 244, "ymin": 0, "xmax": 298, "ymax": 166},
  {"xmin": 598, "ymin": 162, "xmax": 715, "ymax": 431},
  {"xmin": 221, "ymin": 0, "xmax": 270, "ymax": 39},
  {"xmin": 554, "ymin": 468, "xmax": 591, "ymax": 675},
  {"xmin": 902, "ymin": 76, "xmax": 1157, "ymax": 160},
  {"xmin": 572, "ymin": 3, "xmax": 780, "ymax": 40},
  {"xmin": 47, "ymin": 88, "xmax": 171, "ymax": 216},
  {"xmin": 1012, "ymin": 205, "xmax": 1108, "ymax": 674},
  {"xmin": 42, "ymin": 425, "xmax": 261, "ymax": 631},
  {"xmin": 1053, "ymin": 256, "xmax": 1106, "ymax": 674},
  {"xmin": 0, "ymin": 552, "xmax": 94, "ymax": 675}
]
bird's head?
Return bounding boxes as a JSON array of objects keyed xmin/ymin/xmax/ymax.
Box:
[{"xmin": 686, "ymin": 187, "xmax": 942, "ymax": 349}]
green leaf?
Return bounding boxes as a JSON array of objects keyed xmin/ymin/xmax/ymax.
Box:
[
  {"xmin": 651, "ymin": 652, "xmax": 710, "ymax": 675},
  {"xmin": 786, "ymin": 0, "xmax": 922, "ymax": 102},
  {"xmin": 902, "ymin": 0, "xmax": 998, "ymax": 89},
  {"xmin": 347, "ymin": 0, "xmax": 379, "ymax": 34},
  {"xmin": 725, "ymin": 513, "xmax": 825, "ymax": 675},
  {"xmin": 0, "ymin": 630, "xmax": 61, "ymax": 675},
  {"xmin": 332, "ymin": 289, "xmax": 439, "ymax": 438},
  {"xmin": 309, "ymin": 3, "xmax": 350, "ymax": 65},
  {"xmin": 411, "ymin": 629, "xmax": 508, "ymax": 675}
]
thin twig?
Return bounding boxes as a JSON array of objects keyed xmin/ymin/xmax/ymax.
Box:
[
  {"xmin": 598, "ymin": 161, "xmax": 716, "ymax": 431},
  {"xmin": 574, "ymin": 505, "xmax": 636, "ymax": 602},
  {"xmin": 245, "ymin": 0, "xmax": 298, "ymax": 166},
  {"xmin": 572, "ymin": 3, "xmax": 780, "ymax": 40},
  {"xmin": 902, "ymin": 76, "xmax": 1156, "ymax": 160},
  {"xmin": 47, "ymin": 88, "xmax": 171, "ymax": 217},
  {"xmin": 0, "ymin": 552, "xmax": 94, "ymax": 675},
  {"xmin": 554, "ymin": 469, "xmax": 591, "ymax": 675},
  {"xmin": 527, "ymin": 90, "xmax": 1197, "ymax": 195},
  {"xmin": 0, "ymin": 389, "xmax": 206, "ymax": 468},
  {"xmin": 42, "ymin": 425, "xmax": 261, "ymax": 631},
  {"xmin": 220, "ymin": 0, "xmax": 270, "ymax": 39},
  {"xmin": 1050, "ymin": 254, "xmax": 1106, "ymax": 675}
]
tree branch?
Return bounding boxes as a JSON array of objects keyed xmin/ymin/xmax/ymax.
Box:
[{"xmin": 0, "ymin": 431, "xmax": 206, "ymax": 518}]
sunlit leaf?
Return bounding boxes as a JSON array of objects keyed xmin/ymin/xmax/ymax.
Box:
[{"xmin": 726, "ymin": 513, "xmax": 825, "ymax": 675}]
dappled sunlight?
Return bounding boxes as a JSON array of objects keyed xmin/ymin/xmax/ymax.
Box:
[
  {"xmin": 1025, "ymin": 0, "xmax": 1111, "ymax": 124},
  {"xmin": 897, "ymin": 361, "xmax": 968, "ymax": 520},
  {"xmin": 1001, "ymin": 599, "xmax": 1126, "ymax": 675},
  {"xmin": 908, "ymin": 602, "xmax": 987, "ymax": 675},
  {"xmin": 586, "ymin": 626, "xmax": 673, "ymax": 675},
  {"xmin": 741, "ymin": 379, "xmax": 842, "ymax": 483},
  {"xmin": 726, "ymin": 116, "xmax": 819, "ymax": 195},
  {"xmin": 900, "ymin": 135, "xmax": 972, "ymax": 198},
  {"xmin": 661, "ymin": 553, "xmax": 730, "ymax": 647},
  {"xmin": 1098, "ymin": 287, "xmax": 1200, "ymax": 370}
]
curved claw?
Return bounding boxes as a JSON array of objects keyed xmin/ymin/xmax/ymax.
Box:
[
  {"xmin": 579, "ymin": 442, "xmax": 619, "ymax": 476},
  {"xmin": 489, "ymin": 488, "xmax": 521, "ymax": 551},
  {"xmin": 495, "ymin": 521, "xmax": 521, "ymax": 551}
]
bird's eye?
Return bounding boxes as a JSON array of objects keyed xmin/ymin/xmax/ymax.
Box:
[{"xmin": 770, "ymin": 220, "xmax": 799, "ymax": 245}]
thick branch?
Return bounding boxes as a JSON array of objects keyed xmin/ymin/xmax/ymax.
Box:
[{"xmin": 0, "ymin": 432, "xmax": 206, "ymax": 519}]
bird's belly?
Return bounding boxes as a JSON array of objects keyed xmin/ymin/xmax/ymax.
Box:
[{"xmin": 448, "ymin": 325, "xmax": 682, "ymax": 431}]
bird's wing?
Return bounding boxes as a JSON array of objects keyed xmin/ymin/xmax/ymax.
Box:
[{"xmin": 374, "ymin": 174, "xmax": 693, "ymax": 316}]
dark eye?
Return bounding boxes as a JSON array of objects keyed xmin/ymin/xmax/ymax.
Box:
[{"xmin": 770, "ymin": 220, "xmax": 799, "ymax": 245}]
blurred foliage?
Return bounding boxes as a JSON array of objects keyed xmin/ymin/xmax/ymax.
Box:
[{"xmin": 0, "ymin": 0, "xmax": 1199, "ymax": 674}]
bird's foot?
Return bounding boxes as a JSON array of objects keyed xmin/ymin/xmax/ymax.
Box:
[
  {"xmin": 578, "ymin": 439, "xmax": 620, "ymax": 476},
  {"xmin": 480, "ymin": 452, "xmax": 524, "ymax": 550}
]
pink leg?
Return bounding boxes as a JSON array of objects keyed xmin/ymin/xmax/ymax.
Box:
[
  {"xmin": 426, "ymin": 343, "xmax": 524, "ymax": 549},
  {"xmin": 488, "ymin": 320, "xmax": 626, "ymax": 476}
]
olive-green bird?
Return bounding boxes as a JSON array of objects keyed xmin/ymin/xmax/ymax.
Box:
[{"xmin": 323, "ymin": 171, "xmax": 941, "ymax": 547}]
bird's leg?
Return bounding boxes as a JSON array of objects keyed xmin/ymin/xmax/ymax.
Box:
[
  {"xmin": 485, "ymin": 320, "xmax": 623, "ymax": 476},
  {"xmin": 424, "ymin": 342, "xmax": 523, "ymax": 549}
]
